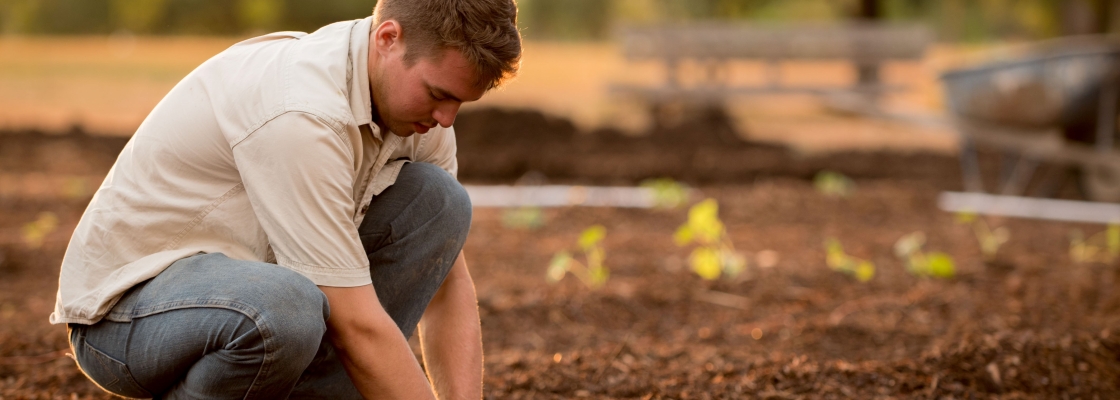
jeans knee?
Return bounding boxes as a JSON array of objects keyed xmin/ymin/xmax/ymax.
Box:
[
  {"xmin": 402, "ymin": 162, "xmax": 472, "ymax": 235},
  {"xmin": 251, "ymin": 268, "xmax": 328, "ymax": 353}
]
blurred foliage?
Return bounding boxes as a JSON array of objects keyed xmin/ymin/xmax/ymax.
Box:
[
  {"xmin": 813, "ymin": 170, "xmax": 855, "ymax": 198},
  {"xmin": 21, "ymin": 211, "xmax": 58, "ymax": 249},
  {"xmin": 1070, "ymin": 224, "xmax": 1120, "ymax": 264},
  {"xmin": 0, "ymin": 0, "xmax": 1113, "ymax": 41},
  {"xmin": 0, "ymin": 0, "xmax": 369, "ymax": 35},
  {"xmin": 824, "ymin": 238, "xmax": 875, "ymax": 282},
  {"xmin": 894, "ymin": 231, "xmax": 956, "ymax": 279},
  {"xmin": 640, "ymin": 178, "xmax": 690, "ymax": 209},
  {"xmin": 547, "ymin": 225, "xmax": 609, "ymax": 288},
  {"xmin": 675, "ymin": 198, "xmax": 746, "ymax": 280},
  {"xmin": 501, "ymin": 206, "xmax": 545, "ymax": 230},
  {"xmin": 954, "ymin": 211, "xmax": 1009, "ymax": 261}
]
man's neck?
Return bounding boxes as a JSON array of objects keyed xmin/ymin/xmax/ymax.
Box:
[{"xmin": 368, "ymin": 84, "xmax": 389, "ymax": 136}]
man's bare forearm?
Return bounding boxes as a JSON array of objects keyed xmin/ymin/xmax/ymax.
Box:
[
  {"xmin": 320, "ymin": 285, "xmax": 436, "ymax": 400},
  {"xmin": 419, "ymin": 252, "xmax": 483, "ymax": 400}
]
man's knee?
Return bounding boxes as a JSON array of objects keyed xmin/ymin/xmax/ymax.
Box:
[
  {"xmin": 247, "ymin": 266, "xmax": 329, "ymax": 353},
  {"xmin": 397, "ymin": 162, "xmax": 472, "ymax": 234}
]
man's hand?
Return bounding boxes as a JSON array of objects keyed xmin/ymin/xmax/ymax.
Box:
[
  {"xmin": 319, "ymin": 284, "xmax": 436, "ymax": 400},
  {"xmin": 419, "ymin": 252, "xmax": 483, "ymax": 400}
]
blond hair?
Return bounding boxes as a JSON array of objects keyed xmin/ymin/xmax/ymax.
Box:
[{"xmin": 373, "ymin": 0, "xmax": 521, "ymax": 90}]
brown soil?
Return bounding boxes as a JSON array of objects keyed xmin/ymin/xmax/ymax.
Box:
[{"xmin": 2, "ymin": 111, "xmax": 1118, "ymax": 399}]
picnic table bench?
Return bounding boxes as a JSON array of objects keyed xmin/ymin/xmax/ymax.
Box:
[{"xmin": 610, "ymin": 22, "xmax": 933, "ymax": 123}]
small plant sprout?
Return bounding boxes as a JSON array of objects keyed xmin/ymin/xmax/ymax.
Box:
[
  {"xmin": 547, "ymin": 225, "xmax": 609, "ymax": 288},
  {"xmin": 824, "ymin": 238, "xmax": 875, "ymax": 282},
  {"xmin": 640, "ymin": 178, "xmax": 690, "ymax": 209},
  {"xmin": 674, "ymin": 199, "xmax": 746, "ymax": 280},
  {"xmin": 954, "ymin": 211, "xmax": 1010, "ymax": 260},
  {"xmin": 1069, "ymin": 223, "xmax": 1120, "ymax": 264},
  {"xmin": 813, "ymin": 170, "xmax": 855, "ymax": 198},
  {"xmin": 894, "ymin": 232, "xmax": 956, "ymax": 279},
  {"xmin": 501, "ymin": 206, "xmax": 544, "ymax": 230},
  {"xmin": 21, "ymin": 212, "xmax": 58, "ymax": 249}
]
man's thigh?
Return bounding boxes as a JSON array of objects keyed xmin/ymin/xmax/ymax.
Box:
[{"xmin": 72, "ymin": 252, "xmax": 329, "ymax": 398}]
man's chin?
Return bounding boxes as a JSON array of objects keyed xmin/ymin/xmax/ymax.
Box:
[{"xmin": 384, "ymin": 123, "xmax": 416, "ymax": 137}]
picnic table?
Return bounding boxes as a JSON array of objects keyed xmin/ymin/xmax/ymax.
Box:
[{"xmin": 610, "ymin": 22, "xmax": 933, "ymax": 127}]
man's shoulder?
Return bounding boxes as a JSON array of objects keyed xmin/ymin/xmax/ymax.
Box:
[
  {"xmin": 174, "ymin": 20, "xmax": 363, "ymax": 143},
  {"xmin": 278, "ymin": 20, "xmax": 366, "ymax": 126}
]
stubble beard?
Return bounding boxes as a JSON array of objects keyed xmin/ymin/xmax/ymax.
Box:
[{"xmin": 371, "ymin": 67, "xmax": 415, "ymax": 138}]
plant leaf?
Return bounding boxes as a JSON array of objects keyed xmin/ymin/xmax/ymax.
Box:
[
  {"xmin": 926, "ymin": 252, "xmax": 956, "ymax": 278},
  {"xmin": 894, "ymin": 232, "xmax": 926, "ymax": 258},
  {"xmin": 721, "ymin": 249, "xmax": 746, "ymax": 278},
  {"xmin": 855, "ymin": 261, "xmax": 875, "ymax": 282},
  {"xmin": 578, "ymin": 225, "xmax": 606, "ymax": 251},
  {"xmin": 588, "ymin": 265, "xmax": 610, "ymax": 287},
  {"xmin": 824, "ymin": 238, "xmax": 847, "ymax": 270},
  {"xmin": 690, "ymin": 247, "xmax": 722, "ymax": 280},
  {"xmin": 673, "ymin": 225, "xmax": 694, "ymax": 247},
  {"xmin": 547, "ymin": 251, "xmax": 572, "ymax": 283},
  {"xmin": 813, "ymin": 170, "xmax": 855, "ymax": 197},
  {"xmin": 641, "ymin": 178, "xmax": 689, "ymax": 209}
]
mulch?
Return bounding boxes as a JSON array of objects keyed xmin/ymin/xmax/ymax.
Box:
[{"xmin": 2, "ymin": 112, "xmax": 1118, "ymax": 398}]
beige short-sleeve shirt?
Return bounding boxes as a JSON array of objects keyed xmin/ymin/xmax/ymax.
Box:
[{"xmin": 51, "ymin": 17, "xmax": 459, "ymax": 325}]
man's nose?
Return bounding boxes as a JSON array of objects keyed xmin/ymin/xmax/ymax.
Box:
[{"xmin": 433, "ymin": 102, "xmax": 460, "ymax": 128}]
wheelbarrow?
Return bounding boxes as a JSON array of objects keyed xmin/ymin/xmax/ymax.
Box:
[{"xmin": 941, "ymin": 36, "xmax": 1120, "ymax": 202}]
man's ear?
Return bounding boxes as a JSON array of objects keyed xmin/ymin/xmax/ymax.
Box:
[{"xmin": 372, "ymin": 20, "xmax": 403, "ymax": 57}]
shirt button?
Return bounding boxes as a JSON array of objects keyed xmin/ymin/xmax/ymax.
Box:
[{"xmin": 360, "ymin": 204, "xmax": 369, "ymax": 215}]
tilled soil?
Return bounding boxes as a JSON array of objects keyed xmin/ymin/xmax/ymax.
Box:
[{"xmin": 2, "ymin": 120, "xmax": 1119, "ymax": 398}]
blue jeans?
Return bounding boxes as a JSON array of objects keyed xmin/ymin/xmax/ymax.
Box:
[{"xmin": 68, "ymin": 162, "xmax": 472, "ymax": 399}]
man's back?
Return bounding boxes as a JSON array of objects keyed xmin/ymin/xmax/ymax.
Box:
[
  {"xmin": 57, "ymin": 1, "xmax": 520, "ymax": 396},
  {"xmin": 52, "ymin": 18, "xmax": 457, "ymax": 325}
]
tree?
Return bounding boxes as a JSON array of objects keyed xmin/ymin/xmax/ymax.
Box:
[{"xmin": 110, "ymin": 0, "xmax": 167, "ymax": 33}]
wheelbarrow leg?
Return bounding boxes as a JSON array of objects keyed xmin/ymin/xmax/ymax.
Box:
[
  {"xmin": 1096, "ymin": 79, "xmax": 1118, "ymax": 151},
  {"xmin": 999, "ymin": 151, "xmax": 1039, "ymax": 196},
  {"xmin": 1081, "ymin": 78, "xmax": 1120, "ymax": 202}
]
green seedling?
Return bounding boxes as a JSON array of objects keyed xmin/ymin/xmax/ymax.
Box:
[
  {"xmin": 954, "ymin": 211, "xmax": 1010, "ymax": 260},
  {"xmin": 640, "ymin": 178, "xmax": 690, "ymax": 209},
  {"xmin": 1070, "ymin": 224, "xmax": 1120, "ymax": 264},
  {"xmin": 501, "ymin": 206, "xmax": 544, "ymax": 230},
  {"xmin": 674, "ymin": 199, "xmax": 746, "ymax": 280},
  {"xmin": 547, "ymin": 225, "xmax": 609, "ymax": 288},
  {"xmin": 894, "ymin": 232, "xmax": 956, "ymax": 279},
  {"xmin": 824, "ymin": 238, "xmax": 875, "ymax": 282},
  {"xmin": 21, "ymin": 212, "xmax": 58, "ymax": 249},
  {"xmin": 813, "ymin": 170, "xmax": 855, "ymax": 198}
]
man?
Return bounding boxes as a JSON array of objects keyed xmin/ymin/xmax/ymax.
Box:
[{"xmin": 50, "ymin": 0, "xmax": 520, "ymax": 398}]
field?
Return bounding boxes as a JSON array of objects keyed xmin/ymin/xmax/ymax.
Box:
[
  {"xmin": 3, "ymin": 36, "xmax": 1119, "ymax": 398},
  {"xmin": 2, "ymin": 126, "xmax": 1119, "ymax": 399}
]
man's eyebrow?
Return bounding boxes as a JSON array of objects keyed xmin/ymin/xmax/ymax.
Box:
[{"xmin": 430, "ymin": 85, "xmax": 463, "ymax": 103}]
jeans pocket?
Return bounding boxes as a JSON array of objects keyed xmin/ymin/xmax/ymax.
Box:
[{"xmin": 76, "ymin": 340, "xmax": 151, "ymax": 399}]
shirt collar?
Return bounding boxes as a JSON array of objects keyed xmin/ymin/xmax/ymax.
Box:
[{"xmin": 348, "ymin": 16, "xmax": 380, "ymax": 139}]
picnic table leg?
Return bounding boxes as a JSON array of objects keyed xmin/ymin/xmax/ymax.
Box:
[
  {"xmin": 856, "ymin": 63, "xmax": 881, "ymax": 106},
  {"xmin": 959, "ymin": 137, "xmax": 985, "ymax": 193},
  {"xmin": 1081, "ymin": 80, "xmax": 1120, "ymax": 201}
]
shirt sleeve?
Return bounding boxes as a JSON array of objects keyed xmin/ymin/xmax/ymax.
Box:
[
  {"xmin": 416, "ymin": 125, "xmax": 459, "ymax": 179},
  {"xmin": 232, "ymin": 111, "xmax": 371, "ymax": 287}
]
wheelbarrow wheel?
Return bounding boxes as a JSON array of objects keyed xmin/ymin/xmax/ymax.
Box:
[{"xmin": 1082, "ymin": 163, "xmax": 1120, "ymax": 202}]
